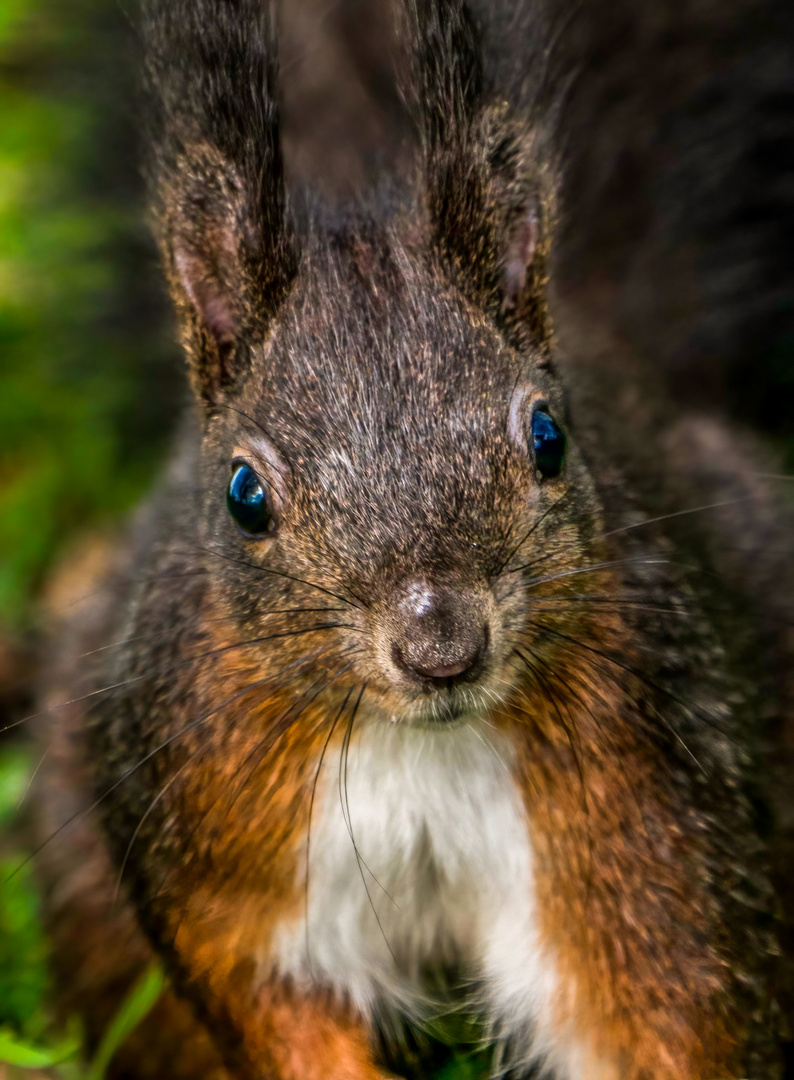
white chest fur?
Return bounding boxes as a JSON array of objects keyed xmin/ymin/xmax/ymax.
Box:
[{"xmin": 269, "ymin": 718, "xmax": 566, "ymax": 1072}]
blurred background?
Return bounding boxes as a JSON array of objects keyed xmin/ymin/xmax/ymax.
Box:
[
  {"xmin": 0, "ymin": 0, "xmax": 181, "ymax": 1063},
  {"xmin": 0, "ymin": 0, "xmax": 181, "ymax": 659},
  {"xmin": 0, "ymin": 0, "xmax": 792, "ymax": 1074}
]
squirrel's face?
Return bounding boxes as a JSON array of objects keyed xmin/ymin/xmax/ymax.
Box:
[
  {"xmin": 193, "ymin": 225, "xmax": 603, "ymax": 727},
  {"xmin": 152, "ymin": 6, "xmax": 608, "ymax": 726}
]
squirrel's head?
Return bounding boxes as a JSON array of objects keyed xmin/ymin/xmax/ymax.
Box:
[{"xmin": 145, "ymin": 0, "xmax": 608, "ymax": 727}]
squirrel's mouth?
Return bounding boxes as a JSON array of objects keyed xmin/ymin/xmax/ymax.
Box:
[
  {"xmin": 406, "ymin": 699, "xmax": 468, "ymax": 727},
  {"xmin": 380, "ymin": 686, "xmax": 498, "ymax": 730}
]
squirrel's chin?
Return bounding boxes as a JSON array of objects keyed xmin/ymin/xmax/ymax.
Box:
[{"xmin": 381, "ymin": 698, "xmax": 490, "ymax": 730}]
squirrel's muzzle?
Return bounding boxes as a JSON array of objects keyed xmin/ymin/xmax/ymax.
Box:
[{"xmin": 389, "ymin": 580, "xmax": 489, "ymax": 690}]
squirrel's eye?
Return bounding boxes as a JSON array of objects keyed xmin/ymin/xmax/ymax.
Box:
[
  {"xmin": 531, "ymin": 410, "xmax": 566, "ymax": 479},
  {"xmin": 227, "ymin": 463, "xmax": 274, "ymax": 535}
]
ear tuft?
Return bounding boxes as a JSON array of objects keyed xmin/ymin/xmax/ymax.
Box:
[
  {"xmin": 143, "ymin": 0, "xmax": 296, "ymax": 405},
  {"xmin": 402, "ymin": 1, "xmax": 556, "ymax": 354}
]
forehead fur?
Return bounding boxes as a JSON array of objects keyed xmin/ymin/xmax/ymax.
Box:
[
  {"xmin": 229, "ymin": 211, "xmax": 553, "ymax": 574},
  {"xmin": 241, "ymin": 210, "xmax": 554, "ymax": 452}
]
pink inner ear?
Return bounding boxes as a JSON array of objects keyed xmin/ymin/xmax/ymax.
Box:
[
  {"xmin": 502, "ymin": 209, "xmax": 538, "ymax": 311},
  {"xmin": 201, "ymin": 291, "xmax": 237, "ymax": 346},
  {"xmin": 174, "ymin": 243, "xmax": 237, "ymax": 347}
]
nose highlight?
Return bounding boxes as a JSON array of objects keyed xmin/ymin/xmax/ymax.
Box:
[
  {"xmin": 390, "ymin": 580, "xmax": 489, "ymax": 688},
  {"xmin": 410, "ymin": 655, "xmax": 477, "ymax": 680}
]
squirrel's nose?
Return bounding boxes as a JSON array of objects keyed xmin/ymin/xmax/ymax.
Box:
[{"xmin": 390, "ymin": 580, "xmax": 488, "ymax": 688}]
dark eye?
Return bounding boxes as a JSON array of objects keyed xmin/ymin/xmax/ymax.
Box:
[
  {"xmin": 227, "ymin": 463, "xmax": 274, "ymax": 535},
  {"xmin": 531, "ymin": 410, "xmax": 566, "ymax": 479}
]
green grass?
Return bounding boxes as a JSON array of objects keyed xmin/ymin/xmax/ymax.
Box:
[
  {"xmin": 0, "ymin": 744, "xmax": 167, "ymax": 1079},
  {"xmin": 0, "ymin": 965, "xmax": 165, "ymax": 1080},
  {"xmin": 0, "ymin": 750, "xmax": 49, "ymax": 1042}
]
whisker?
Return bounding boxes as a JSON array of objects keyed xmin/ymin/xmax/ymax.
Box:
[
  {"xmin": 513, "ymin": 647, "xmax": 658, "ymax": 863},
  {"xmin": 496, "ymin": 490, "xmax": 569, "ymax": 575},
  {"xmin": 305, "ymin": 687, "xmax": 353, "ymax": 974},
  {"xmin": 15, "ymin": 623, "xmax": 356, "ymax": 733},
  {"xmin": 187, "ymin": 543, "xmax": 367, "ymax": 611},
  {"xmin": 222, "ymin": 664, "xmax": 354, "ymax": 820},
  {"xmin": 16, "ymin": 747, "xmax": 49, "ymax": 812},
  {"xmin": 526, "ymin": 597, "xmax": 692, "ymax": 618},
  {"xmin": 339, "ymin": 712, "xmax": 398, "ymax": 908},
  {"xmin": 12, "ymin": 645, "xmax": 334, "ymax": 881},
  {"xmin": 9, "ymin": 679, "xmax": 270, "ymax": 883},
  {"xmin": 465, "ymin": 722, "xmax": 511, "ymax": 776},
  {"xmin": 520, "ymin": 556, "xmax": 675, "ymax": 587},
  {"xmin": 513, "ymin": 647, "xmax": 588, "ymax": 816},
  {"xmin": 80, "ymin": 607, "xmax": 349, "ymax": 658},
  {"xmin": 338, "ymin": 687, "xmax": 400, "ymax": 960},
  {"xmin": 597, "ymin": 497, "xmax": 754, "ymax": 541},
  {"xmin": 515, "ymin": 647, "xmax": 599, "ymax": 900},
  {"xmin": 7, "ymin": 676, "xmax": 155, "ymax": 733},
  {"xmin": 526, "ymin": 621, "xmax": 711, "ymax": 774},
  {"xmin": 56, "ymin": 568, "xmax": 212, "ymax": 613},
  {"xmin": 174, "ymin": 647, "xmax": 349, "ymax": 860},
  {"xmin": 503, "ymin": 495, "xmax": 761, "ymax": 578},
  {"xmin": 212, "ymin": 401, "xmax": 288, "ymax": 445},
  {"xmin": 112, "ymin": 754, "xmax": 194, "ymax": 904}
]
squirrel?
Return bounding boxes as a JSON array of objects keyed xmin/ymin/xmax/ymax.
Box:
[{"xmin": 31, "ymin": 0, "xmax": 794, "ymax": 1078}]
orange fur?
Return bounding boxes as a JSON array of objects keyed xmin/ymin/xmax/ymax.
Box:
[{"xmin": 500, "ymin": 603, "xmax": 740, "ymax": 1078}]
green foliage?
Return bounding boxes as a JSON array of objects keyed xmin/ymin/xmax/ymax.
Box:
[
  {"xmin": 83, "ymin": 966, "xmax": 167, "ymax": 1080},
  {"xmin": 421, "ymin": 1013, "xmax": 492, "ymax": 1079},
  {"xmin": 435, "ymin": 1055, "xmax": 491, "ymax": 1080},
  {"xmin": 0, "ymin": 739, "xmax": 166, "ymax": 1077},
  {"xmin": 0, "ymin": 858, "xmax": 49, "ymax": 1038},
  {"xmin": 0, "ymin": 0, "xmax": 181, "ymax": 633},
  {"xmin": 0, "ymin": 750, "xmax": 49, "ymax": 1040},
  {"xmin": 0, "ymin": 1026, "xmax": 80, "ymax": 1071},
  {"xmin": 0, "ymin": 963, "xmax": 165, "ymax": 1080}
]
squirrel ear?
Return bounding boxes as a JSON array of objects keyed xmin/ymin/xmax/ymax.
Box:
[
  {"xmin": 166, "ymin": 158, "xmax": 248, "ymax": 401},
  {"xmin": 481, "ymin": 114, "xmax": 556, "ymax": 351},
  {"xmin": 143, "ymin": 0, "xmax": 297, "ymax": 404},
  {"xmin": 164, "ymin": 150, "xmax": 293, "ymax": 403},
  {"xmin": 171, "ymin": 224, "xmax": 241, "ymax": 403},
  {"xmin": 402, "ymin": 0, "xmax": 554, "ymax": 353},
  {"xmin": 502, "ymin": 209, "xmax": 539, "ymax": 312},
  {"xmin": 174, "ymin": 241, "xmax": 237, "ymax": 359}
]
